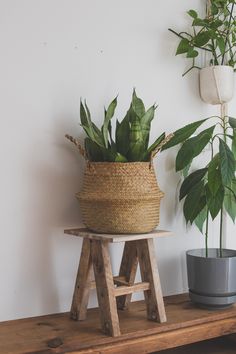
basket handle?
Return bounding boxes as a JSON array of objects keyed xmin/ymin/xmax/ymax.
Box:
[
  {"xmin": 149, "ymin": 133, "xmax": 174, "ymax": 168},
  {"xmin": 65, "ymin": 134, "xmax": 88, "ymax": 160}
]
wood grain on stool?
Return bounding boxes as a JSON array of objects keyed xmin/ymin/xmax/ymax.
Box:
[{"xmin": 65, "ymin": 228, "xmax": 170, "ymax": 336}]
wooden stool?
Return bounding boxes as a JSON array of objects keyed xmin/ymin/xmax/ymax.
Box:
[{"xmin": 64, "ymin": 228, "xmax": 171, "ymax": 337}]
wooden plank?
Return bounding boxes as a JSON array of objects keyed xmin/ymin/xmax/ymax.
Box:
[
  {"xmin": 114, "ymin": 282, "xmax": 150, "ymax": 297},
  {"xmin": 70, "ymin": 238, "xmax": 94, "ymax": 321},
  {"xmin": 64, "ymin": 228, "xmax": 172, "ymax": 243},
  {"xmin": 0, "ymin": 294, "xmax": 236, "ymax": 354},
  {"xmin": 91, "ymin": 240, "xmax": 120, "ymax": 337},
  {"xmin": 137, "ymin": 238, "xmax": 167, "ymax": 323},
  {"xmin": 116, "ymin": 241, "xmax": 138, "ymax": 310}
]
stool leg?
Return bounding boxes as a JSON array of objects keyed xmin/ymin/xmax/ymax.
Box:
[
  {"xmin": 91, "ymin": 240, "xmax": 120, "ymax": 337},
  {"xmin": 137, "ymin": 238, "xmax": 167, "ymax": 323},
  {"xmin": 70, "ymin": 238, "xmax": 93, "ymax": 321},
  {"xmin": 117, "ymin": 241, "xmax": 138, "ymax": 310}
]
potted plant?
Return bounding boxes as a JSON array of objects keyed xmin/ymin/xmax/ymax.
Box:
[
  {"xmin": 66, "ymin": 89, "xmax": 172, "ymax": 234},
  {"xmin": 169, "ymin": 0, "xmax": 236, "ymax": 104},
  {"xmin": 162, "ymin": 113, "xmax": 236, "ymax": 308}
]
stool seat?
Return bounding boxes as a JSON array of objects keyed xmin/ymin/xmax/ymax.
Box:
[{"xmin": 64, "ymin": 228, "xmax": 171, "ymax": 337}]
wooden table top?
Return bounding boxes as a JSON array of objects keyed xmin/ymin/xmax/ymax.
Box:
[{"xmin": 64, "ymin": 227, "xmax": 172, "ymax": 243}]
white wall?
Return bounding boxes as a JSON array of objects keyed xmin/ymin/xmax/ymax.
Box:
[{"xmin": 1, "ymin": 0, "xmax": 235, "ymax": 321}]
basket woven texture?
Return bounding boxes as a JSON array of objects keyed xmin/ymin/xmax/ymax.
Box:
[{"xmin": 77, "ymin": 162, "xmax": 164, "ymax": 234}]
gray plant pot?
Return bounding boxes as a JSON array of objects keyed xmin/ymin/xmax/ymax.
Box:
[{"xmin": 186, "ymin": 248, "xmax": 236, "ymax": 309}]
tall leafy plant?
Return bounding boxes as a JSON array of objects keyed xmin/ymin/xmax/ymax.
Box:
[
  {"xmin": 169, "ymin": 0, "xmax": 236, "ymax": 75},
  {"xmin": 71, "ymin": 90, "xmax": 168, "ymax": 162},
  {"xmin": 163, "ymin": 114, "xmax": 236, "ymax": 257}
]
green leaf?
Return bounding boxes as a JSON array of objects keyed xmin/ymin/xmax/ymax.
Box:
[
  {"xmin": 224, "ymin": 184, "xmax": 236, "ymax": 222},
  {"xmin": 140, "ymin": 105, "xmax": 156, "ymax": 149},
  {"xmin": 188, "ymin": 9, "xmax": 198, "ymax": 19},
  {"xmin": 183, "ymin": 181, "xmax": 206, "ymax": 223},
  {"xmin": 219, "ymin": 138, "xmax": 235, "ymax": 185},
  {"xmin": 192, "ymin": 18, "xmax": 206, "ymax": 26},
  {"xmin": 102, "ymin": 96, "xmax": 117, "ymax": 148},
  {"xmin": 232, "ymin": 129, "xmax": 236, "ymax": 159},
  {"xmin": 208, "ymin": 153, "xmax": 222, "ymax": 195},
  {"xmin": 186, "ymin": 48, "xmax": 198, "ymax": 58},
  {"xmin": 127, "ymin": 107, "xmax": 145, "ymax": 161},
  {"xmin": 179, "ymin": 168, "xmax": 208, "ymax": 200},
  {"xmin": 229, "ymin": 117, "xmax": 236, "ymax": 128},
  {"xmin": 84, "ymin": 138, "xmax": 104, "ymax": 161},
  {"xmin": 114, "ymin": 153, "xmax": 128, "ymax": 162},
  {"xmin": 147, "ymin": 133, "xmax": 165, "ymax": 154},
  {"xmin": 194, "ymin": 206, "xmax": 208, "ymax": 233},
  {"xmin": 162, "ymin": 119, "xmax": 208, "ymax": 150},
  {"xmin": 132, "ymin": 89, "xmax": 145, "ymax": 118},
  {"xmin": 176, "ymin": 126, "xmax": 214, "ymax": 171},
  {"xmin": 206, "ymin": 184, "xmax": 224, "ymax": 220},
  {"xmin": 216, "ymin": 37, "xmax": 226, "ymax": 55},
  {"xmin": 116, "ymin": 109, "xmax": 130, "ymax": 157},
  {"xmin": 194, "ymin": 32, "xmax": 211, "ymax": 47},
  {"xmin": 176, "ymin": 39, "xmax": 190, "ymax": 55}
]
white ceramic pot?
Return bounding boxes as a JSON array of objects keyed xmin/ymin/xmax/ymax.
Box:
[{"xmin": 199, "ymin": 65, "xmax": 234, "ymax": 105}]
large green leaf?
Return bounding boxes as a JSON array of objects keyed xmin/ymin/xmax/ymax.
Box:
[
  {"xmin": 132, "ymin": 89, "xmax": 145, "ymax": 118},
  {"xmin": 140, "ymin": 105, "xmax": 156, "ymax": 149},
  {"xmin": 84, "ymin": 138, "xmax": 104, "ymax": 161},
  {"xmin": 127, "ymin": 107, "xmax": 145, "ymax": 161},
  {"xmin": 179, "ymin": 168, "xmax": 208, "ymax": 200},
  {"xmin": 219, "ymin": 138, "xmax": 235, "ymax": 185},
  {"xmin": 194, "ymin": 206, "xmax": 208, "ymax": 233},
  {"xmin": 224, "ymin": 182, "xmax": 236, "ymax": 222},
  {"xmin": 115, "ymin": 110, "xmax": 130, "ymax": 157},
  {"xmin": 216, "ymin": 36, "xmax": 226, "ymax": 55},
  {"xmin": 183, "ymin": 180, "xmax": 206, "ymax": 224},
  {"xmin": 102, "ymin": 96, "xmax": 117, "ymax": 148},
  {"xmin": 206, "ymin": 184, "xmax": 225, "ymax": 220},
  {"xmin": 229, "ymin": 117, "xmax": 236, "ymax": 129},
  {"xmin": 176, "ymin": 126, "xmax": 214, "ymax": 171},
  {"xmin": 147, "ymin": 133, "xmax": 165, "ymax": 154},
  {"xmin": 80, "ymin": 101, "xmax": 95, "ymax": 141},
  {"xmin": 208, "ymin": 153, "xmax": 222, "ymax": 195},
  {"xmin": 162, "ymin": 119, "xmax": 208, "ymax": 150}
]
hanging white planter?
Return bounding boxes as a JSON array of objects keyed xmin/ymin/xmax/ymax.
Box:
[{"xmin": 199, "ymin": 65, "xmax": 234, "ymax": 105}]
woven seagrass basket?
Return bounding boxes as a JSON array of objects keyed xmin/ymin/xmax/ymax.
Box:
[
  {"xmin": 65, "ymin": 134, "xmax": 172, "ymax": 234},
  {"xmin": 77, "ymin": 162, "xmax": 164, "ymax": 234}
]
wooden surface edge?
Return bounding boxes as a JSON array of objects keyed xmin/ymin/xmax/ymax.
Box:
[{"xmin": 66, "ymin": 317, "xmax": 236, "ymax": 354}]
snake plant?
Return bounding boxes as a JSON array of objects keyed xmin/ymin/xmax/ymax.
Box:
[{"xmin": 76, "ymin": 89, "xmax": 167, "ymax": 162}]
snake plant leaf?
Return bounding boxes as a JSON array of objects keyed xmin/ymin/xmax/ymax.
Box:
[
  {"xmin": 229, "ymin": 117, "xmax": 236, "ymax": 129},
  {"xmin": 115, "ymin": 153, "xmax": 128, "ymax": 162},
  {"xmin": 84, "ymin": 138, "xmax": 104, "ymax": 161},
  {"xmin": 208, "ymin": 153, "xmax": 222, "ymax": 195},
  {"xmin": 140, "ymin": 105, "xmax": 156, "ymax": 149},
  {"xmin": 102, "ymin": 96, "xmax": 118, "ymax": 148},
  {"xmin": 219, "ymin": 138, "xmax": 235, "ymax": 186},
  {"xmin": 179, "ymin": 168, "xmax": 208, "ymax": 201},
  {"xmin": 183, "ymin": 180, "xmax": 206, "ymax": 224},
  {"xmin": 127, "ymin": 107, "xmax": 145, "ymax": 161},
  {"xmin": 132, "ymin": 89, "xmax": 145, "ymax": 118},
  {"xmin": 224, "ymin": 180, "xmax": 236, "ymax": 222},
  {"xmin": 81, "ymin": 124, "xmax": 104, "ymax": 147},
  {"xmin": 162, "ymin": 118, "xmax": 208, "ymax": 150},
  {"xmin": 115, "ymin": 110, "xmax": 130, "ymax": 157},
  {"xmin": 194, "ymin": 206, "xmax": 208, "ymax": 233},
  {"xmin": 206, "ymin": 183, "xmax": 224, "ymax": 220},
  {"xmin": 80, "ymin": 101, "xmax": 95, "ymax": 141},
  {"xmin": 176, "ymin": 126, "xmax": 214, "ymax": 171}
]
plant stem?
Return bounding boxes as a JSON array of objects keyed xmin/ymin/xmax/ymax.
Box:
[
  {"xmin": 205, "ymin": 211, "xmax": 209, "ymax": 258},
  {"xmin": 168, "ymin": 28, "xmax": 212, "ymax": 52},
  {"xmin": 220, "ymin": 207, "xmax": 223, "ymax": 258},
  {"xmin": 221, "ymin": 2, "xmax": 235, "ymax": 65}
]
